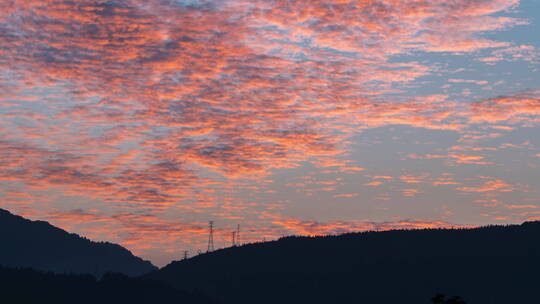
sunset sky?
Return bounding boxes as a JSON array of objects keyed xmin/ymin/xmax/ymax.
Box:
[{"xmin": 1, "ymin": 0, "xmax": 539, "ymax": 266}]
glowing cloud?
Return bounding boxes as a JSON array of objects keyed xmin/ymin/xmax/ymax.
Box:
[{"xmin": 0, "ymin": 0, "xmax": 538, "ymax": 264}]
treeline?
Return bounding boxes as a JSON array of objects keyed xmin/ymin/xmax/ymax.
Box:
[
  {"xmin": 149, "ymin": 221, "xmax": 540, "ymax": 304},
  {"xmin": 0, "ymin": 266, "xmax": 216, "ymax": 304}
]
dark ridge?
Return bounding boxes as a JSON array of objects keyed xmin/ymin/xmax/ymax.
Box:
[
  {"xmin": 149, "ymin": 221, "xmax": 540, "ymax": 304},
  {"xmin": 0, "ymin": 208, "xmax": 156, "ymax": 277},
  {"xmin": 0, "ymin": 265, "xmax": 216, "ymax": 304}
]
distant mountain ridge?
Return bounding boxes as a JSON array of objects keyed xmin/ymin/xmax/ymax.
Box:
[
  {"xmin": 149, "ymin": 221, "xmax": 540, "ymax": 304},
  {"xmin": 0, "ymin": 208, "xmax": 156, "ymax": 277}
]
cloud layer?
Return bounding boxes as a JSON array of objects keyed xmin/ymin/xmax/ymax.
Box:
[{"xmin": 1, "ymin": 0, "xmax": 539, "ymax": 265}]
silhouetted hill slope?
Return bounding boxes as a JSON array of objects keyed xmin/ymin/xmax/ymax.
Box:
[
  {"xmin": 0, "ymin": 266, "xmax": 216, "ymax": 304},
  {"xmin": 149, "ymin": 222, "xmax": 540, "ymax": 304},
  {"xmin": 0, "ymin": 208, "xmax": 156, "ymax": 277}
]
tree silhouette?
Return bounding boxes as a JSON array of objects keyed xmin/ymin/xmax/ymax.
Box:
[
  {"xmin": 0, "ymin": 266, "xmax": 216, "ymax": 304},
  {"xmin": 432, "ymin": 293, "xmax": 466, "ymax": 304},
  {"xmin": 150, "ymin": 221, "xmax": 540, "ymax": 304}
]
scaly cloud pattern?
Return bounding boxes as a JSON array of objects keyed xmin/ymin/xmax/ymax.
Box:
[{"xmin": 1, "ymin": 0, "xmax": 539, "ymax": 265}]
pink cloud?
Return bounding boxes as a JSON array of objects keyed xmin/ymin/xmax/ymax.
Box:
[
  {"xmin": 457, "ymin": 179, "xmax": 515, "ymax": 193},
  {"xmin": 467, "ymin": 91, "xmax": 540, "ymax": 124},
  {"xmin": 262, "ymin": 212, "xmax": 471, "ymax": 236},
  {"xmin": 0, "ymin": 0, "xmax": 536, "ymax": 265}
]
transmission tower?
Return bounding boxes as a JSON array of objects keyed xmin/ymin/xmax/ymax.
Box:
[
  {"xmin": 236, "ymin": 224, "xmax": 240, "ymax": 245},
  {"xmin": 231, "ymin": 231, "xmax": 236, "ymax": 247},
  {"xmin": 207, "ymin": 221, "xmax": 215, "ymax": 252},
  {"xmin": 183, "ymin": 250, "xmax": 189, "ymax": 260}
]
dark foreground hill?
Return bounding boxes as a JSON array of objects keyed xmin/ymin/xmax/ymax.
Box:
[
  {"xmin": 149, "ymin": 221, "xmax": 540, "ymax": 304},
  {"xmin": 0, "ymin": 208, "xmax": 156, "ymax": 277},
  {"xmin": 0, "ymin": 266, "xmax": 215, "ymax": 304}
]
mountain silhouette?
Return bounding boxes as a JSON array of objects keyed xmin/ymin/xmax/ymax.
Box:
[
  {"xmin": 149, "ymin": 221, "xmax": 540, "ymax": 304},
  {"xmin": 0, "ymin": 208, "xmax": 156, "ymax": 277},
  {"xmin": 0, "ymin": 265, "xmax": 216, "ymax": 304}
]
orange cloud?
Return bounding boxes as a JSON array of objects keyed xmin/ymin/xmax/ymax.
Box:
[
  {"xmin": 333, "ymin": 193, "xmax": 360, "ymax": 198},
  {"xmin": 505, "ymin": 205, "xmax": 538, "ymax": 209},
  {"xmin": 0, "ymin": 0, "xmax": 534, "ymax": 265},
  {"xmin": 402, "ymin": 188, "xmax": 422, "ymax": 197},
  {"xmin": 0, "ymin": 0, "xmax": 530, "ymax": 209},
  {"xmin": 457, "ymin": 179, "xmax": 515, "ymax": 193},
  {"xmin": 409, "ymin": 153, "xmax": 490, "ymax": 165},
  {"xmin": 364, "ymin": 181, "xmax": 384, "ymax": 187},
  {"xmin": 467, "ymin": 91, "xmax": 540, "ymax": 124},
  {"xmin": 399, "ymin": 175, "xmax": 428, "ymax": 184},
  {"xmin": 479, "ymin": 45, "xmax": 540, "ymax": 64},
  {"xmin": 449, "ymin": 79, "xmax": 488, "ymax": 85},
  {"xmin": 262, "ymin": 212, "xmax": 470, "ymax": 236}
]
